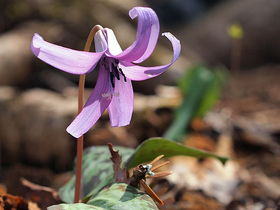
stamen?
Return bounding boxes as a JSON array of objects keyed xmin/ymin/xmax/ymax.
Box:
[
  {"xmin": 114, "ymin": 58, "xmax": 119, "ymax": 65},
  {"xmin": 110, "ymin": 72, "xmax": 115, "ymax": 88},
  {"xmin": 102, "ymin": 91, "xmax": 119, "ymax": 100},
  {"xmin": 112, "ymin": 64, "xmax": 120, "ymax": 80},
  {"xmin": 103, "ymin": 57, "xmax": 127, "ymax": 82},
  {"xmin": 103, "ymin": 57, "xmax": 109, "ymax": 70},
  {"xmin": 102, "ymin": 92, "xmax": 112, "ymax": 100},
  {"xmin": 118, "ymin": 68, "xmax": 127, "ymax": 82},
  {"xmin": 101, "ymin": 57, "xmax": 128, "ymax": 100},
  {"xmin": 102, "ymin": 74, "xmax": 119, "ymax": 100}
]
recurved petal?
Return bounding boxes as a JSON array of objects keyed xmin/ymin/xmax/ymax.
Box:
[
  {"xmin": 104, "ymin": 29, "xmax": 123, "ymax": 56},
  {"xmin": 107, "ymin": 78, "xmax": 134, "ymax": 127},
  {"xmin": 31, "ymin": 33, "xmax": 106, "ymax": 75},
  {"xmin": 121, "ymin": 32, "xmax": 181, "ymax": 81},
  {"xmin": 66, "ymin": 67, "xmax": 111, "ymax": 138},
  {"xmin": 112, "ymin": 7, "xmax": 160, "ymax": 63}
]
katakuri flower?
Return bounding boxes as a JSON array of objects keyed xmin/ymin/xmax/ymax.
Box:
[{"xmin": 31, "ymin": 7, "xmax": 181, "ymax": 138}]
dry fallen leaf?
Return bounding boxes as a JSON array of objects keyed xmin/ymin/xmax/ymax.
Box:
[
  {"xmin": 0, "ymin": 189, "xmax": 29, "ymax": 210},
  {"xmin": 108, "ymin": 143, "xmax": 130, "ymax": 184},
  {"xmin": 20, "ymin": 178, "xmax": 60, "ymax": 209}
]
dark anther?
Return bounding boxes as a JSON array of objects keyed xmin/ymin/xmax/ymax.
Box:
[
  {"xmin": 104, "ymin": 63, "xmax": 109, "ymax": 70},
  {"xmin": 119, "ymin": 68, "xmax": 127, "ymax": 82},
  {"xmin": 102, "ymin": 57, "xmax": 109, "ymax": 70},
  {"xmin": 112, "ymin": 63, "xmax": 120, "ymax": 80},
  {"xmin": 114, "ymin": 59, "xmax": 119, "ymax": 65},
  {"xmin": 104, "ymin": 57, "xmax": 127, "ymax": 85},
  {"xmin": 110, "ymin": 72, "xmax": 115, "ymax": 88}
]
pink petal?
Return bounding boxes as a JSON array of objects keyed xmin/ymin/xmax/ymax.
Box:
[
  {"xmin": 31, "ymin": 33, "xmax": 106, "ymax": 75},
  {"xmin": 121, "ymin": 32, "xmax": 181, "ymax": 81},
  {"xmin": 94, "ymin": 29, "xmax": 109, "ymax": 53},
  {"xmin": 66, "ymin": 67, "xmax": 111, "ymax": 138},
  {"xmin": 104, "ymin": 29, "xmax": 123, "ymax": 56},
  {"xmin": 107, "ymin": 78, "xmax": 134, "ymax": 127},
  {"xmin": 112, "ymin": 7, "xmax": 160, "ymax": 63}
]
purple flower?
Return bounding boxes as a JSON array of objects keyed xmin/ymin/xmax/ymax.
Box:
[{"xmin": 31, "ymin": 7, "xmax": 181, "ymax": 138}]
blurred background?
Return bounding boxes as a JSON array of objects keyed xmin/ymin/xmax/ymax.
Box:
[{"xmin": 0, "ymin": 0, "xmax": 280, "ymax": 209}]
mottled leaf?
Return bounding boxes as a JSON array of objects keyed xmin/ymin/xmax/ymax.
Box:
[
  {"xmin": 48, "ymin": 203, "xmax": 102, "ymax": 210},
  {"xmin": 87, "ymin": 183, "xmax": 158, "ymax": 210},
  {"xmin": 58, "ymin": 146, "xmax": 134, "ymax": 203}
]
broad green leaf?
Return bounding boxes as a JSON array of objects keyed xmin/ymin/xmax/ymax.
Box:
[
  {"xmin": 164, "ymin": 65, "xmax": 228, "ymax": 142},
  {"xmin": 87, "ymin": 183, "xmax": 158, "ymax": 210},
  {"xmin": 58, "ymin": 146, "xmax": 134, "ymax": 204},
  {"xmin": 48, "ymin": 203, "xmax": 102, "ymax": 210},
  {"xmin": 126, "ymin": 138, "xmax": 229, "ymax": 168}
]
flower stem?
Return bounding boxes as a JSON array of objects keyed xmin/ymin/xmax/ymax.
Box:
[
  {"xmin": 74, "ymin": 25, "xmax": 103, "ymax": 203},
  {"xmin": 73, "ymin": 75, "xmax": 85, "ymax": 203}
]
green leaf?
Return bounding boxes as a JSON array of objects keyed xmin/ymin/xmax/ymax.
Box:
[
  {"xmin": 58, "ymin": 146, "xmax": 134, "ymax": 204},
  {"xmin": 87, "ymin": 183, "xmax": 158, "ymax": 210},
  {"xmin": 50, "ymin": 184, "xmax": 158, "ymax": 210},
  {"xmin": 163, "ymin": 64, "xmax": 228, "ymax": 142},
  {"xmin": 194, "ymin": 66, "xmax": 228, "ymax": 117},
  {"xmin": 48, "ymin": 203, "xmax": 102, "ymax": 210},
  {"xmin": 126, "ymin": 138, "xmax": 229, "ymax": 168}
]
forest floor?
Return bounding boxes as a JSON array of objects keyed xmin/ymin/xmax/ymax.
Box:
[{"xmin": 1, "ymin": 65, "xmax": 280, "ymax": 210}]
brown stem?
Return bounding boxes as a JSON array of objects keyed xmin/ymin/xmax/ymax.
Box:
[{"xmin": 74, "ymin": 25, "xmax": 103, "ymax": 203}]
